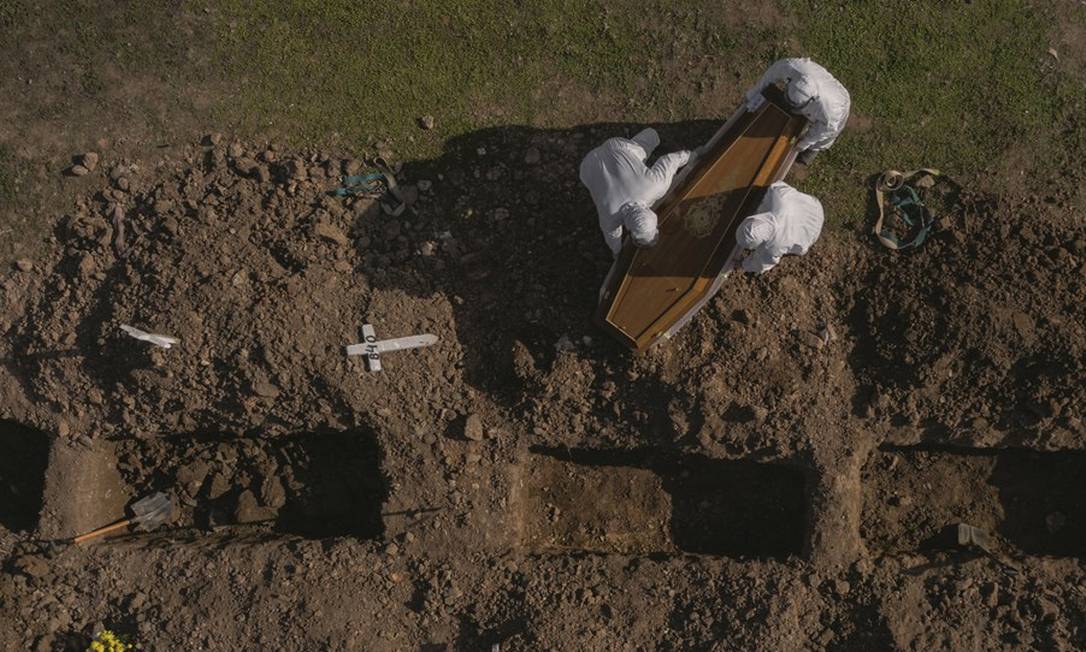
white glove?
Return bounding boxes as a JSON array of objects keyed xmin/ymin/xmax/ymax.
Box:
[{"xmin": 746, "ymin": 90, "xmax": 766, "ymax": 112}]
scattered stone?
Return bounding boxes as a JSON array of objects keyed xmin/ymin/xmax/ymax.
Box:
[
  {"xmin": 14, "ymin": 555, "xmax": 49, "ymax": 579},
  {"xmin": 177, "ymin": 461, "xmax": 210, "ymax": 496},
  {"xmin": 286, "ymin": 159, "xmax": 307, "ymax": 180},
  {"xmin": 207, "ymin": 472, "xmax": 231, "ymax": 499},
  {"xmin": 463, "ymin": 413, "xmax": 485, "ymax": 441},
  {"xmin": 419, "ymin": 241, "xmax": 438, "ymax": 257},
  {"xmin": 418, "ymin": 115, "xmax": 435, "ymax": 130},
  {"xmin": 234, "ymin": 489, "xmax": 276, "ymax": 523},
  {"xmin": 80, "ymin": 152, "xmax": 99, "ymax": 171},
  {"xmin": 70, "ymin": 164, "xmax": 89, "ymax": 177},
  {"xmin": 14, "ymin": 259, "xmax": 33, "ymax": 272},
  {"xmin": 400, "ymin": 185, "xmax": 421, "ymax": 207},
  {"xmin": 524, "ymin": 148, "xmax": 541, "ymax": 165},
  {"xmin": 252, "ymin": 379, "xmax": 281, "ymax": 398},
  {"xmin": 417, "ymin": 179, "xmax": 432, "ymax": 192},
  {"xmin": 314, "ymin": 221, "xmax": 349, "ymax": 247},
  {"xmin": 260, "ymin": 476, "xmax": 287, "ymax": 509}
]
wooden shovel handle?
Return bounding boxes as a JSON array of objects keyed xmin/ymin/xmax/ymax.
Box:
[{"xmin": 73, "ymin": 518, "xmax": 132, "ymax": 544}]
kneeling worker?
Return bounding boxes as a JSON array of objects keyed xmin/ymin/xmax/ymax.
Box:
[
  {"xmin": 734, "ymin": 181, "xmax": 824, "ymax": 274},
  {"xmin": 579, "ymin": 128, "xmax": 693, "ymax": 256},
  {"xmin": 745, "ymin": 57, "xmax": 850, "ymax": 165}
]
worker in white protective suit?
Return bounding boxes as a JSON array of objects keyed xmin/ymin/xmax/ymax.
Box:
[
  {"xmin": 734, "ymin": 181, "xmax": 824, "ymax": 274},
  {"xmin": 579, "ymin": 128, "xmax": 693, "ymax": 256},
  {"xmin": 745, "ymin": 57, "xmax": 850, "ymax": 165}
]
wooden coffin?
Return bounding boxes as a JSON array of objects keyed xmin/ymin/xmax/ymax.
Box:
[{"xmin": 596, "ymin": 90, "xmax": 807, "ymax": 352}]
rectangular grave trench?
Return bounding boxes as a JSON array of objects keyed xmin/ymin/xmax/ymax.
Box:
[
  {"xmin": 109, "ymin": 428, "xmax": 388, "ymax": 541},
  {"xmin": 862, "ymin": 446, "xmax": 1086, "ymax": 557},
  {"xmin": 517, "ymin": 447, "xmax": 806, "ymax": 559},
  {"xmin": 0, "ymin": 420, "xmax": 50, "ymax": 533}
]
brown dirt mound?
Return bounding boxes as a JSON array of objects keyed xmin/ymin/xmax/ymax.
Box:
[{"xmin": 1, "ymin": 127, "xmax": 1085, "ymax": 650}]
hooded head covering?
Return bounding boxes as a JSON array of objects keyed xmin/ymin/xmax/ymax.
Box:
[
  {"xmin": 735, "ymin": 213, "xmax": 775, "ymax": 249},
  {"xmin": 629, "ymin": 127, "xmax": 661, "ymax": 159},
  {"xmin": 786, "ymin": 76, "xmax": 818, "ymax": 109},
  {"xmin": 619, "ymin": 202, "xmax": 659, "ymax": 247}
]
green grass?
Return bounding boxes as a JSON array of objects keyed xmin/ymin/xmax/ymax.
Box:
[
  {"xmin": 784, "ymin": 0, "xmax": 1086, "ymax": 225},
  {"xmin": 214, "ymin": 0, "xmax": 649, "ymax": 154}
]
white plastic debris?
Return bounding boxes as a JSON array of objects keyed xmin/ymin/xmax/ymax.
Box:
[
  {"xmin": 120, "ymin": 324, "xmax": 180, "ymax": 349},
  {"xmin": 346, "ymin": 323, "xmax": 438, "ymax": 372}
]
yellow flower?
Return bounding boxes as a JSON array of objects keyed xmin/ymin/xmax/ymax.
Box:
[{"xmin": 86, "ymin": 630, "xmax": 129, "ymax": 652}]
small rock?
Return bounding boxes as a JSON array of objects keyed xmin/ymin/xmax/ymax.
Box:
[
  {"xmin": 14, "ymin": 259, "xmax": 33, "ymax": 272},
  {"xmin": 80, "ymin": 152, "xmax": 100, "ymax": 171},
  {"xmin": 419, "ymin": 115, "xmax": 435, "ymax": 130},
  {"xmin": 417, "ymin": 179, "xmax": 432, "ymax": 192},
  {"xmin": 177, "ymin": 461, "xmax": 210, "ymax": 496},
  {"xmin": 314, "ymin": 221, "xmax": 349, "ymax": 247},
  {"xmin": 385, "ymin": 542, "xmax": 400, "ymax": 556},
  {"xmin": 800, "ymin": 331, "xmax": 825, "ymax": 350},
  {"xmin": 128, "ymin": 591, "xmax": 148, "ymax": 610},
  {"xmin": 234, "ymin": 490, "xmax": 276, "ymax": 524},
  {"xmin": 252, "ymin": 379, "xmax": 280, "ymax": 398},
  {"xmin": 1045, "ymin": 511, "xmax": 1066, "ymax": 534},
  {"xmin": 14, "ymin": 555, "xmax": 49, "ymax": 579},
  {"xmin": 463, "ymin": 414, "xmax": 485, "ymax": 441},
  {"xmin": 70, "ymin": 164, "xmax": 90, "ymax": 177},
  {"xmin": 833, "ymin": 579, "xmax": 851, "ymax": 596},
  {"xmin": 207, "ymin": 472, "xmax": 231, "ymax": 499},
  {"xmin": 419, "ymin": 241, "xmax": 438, "ymax": 257},
  {"xmin": 286, "ymin": 159, "xmax": 307, "ymax": 180},
  {"xmin": 524, "ymin": 148, "xmax": 541, "ymax": 165},
  {"xmin": 260, "ymin": 476, "xmax": 287, "ymax": 509}
]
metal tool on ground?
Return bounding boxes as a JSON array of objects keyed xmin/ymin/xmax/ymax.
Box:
[
  {"xmin": 346, "ymin": 323, "xmax": 438, "ymax": 371},
  {"xmin": 120, "ymin": 324, "xmax": 180, "ymax": 349},
  {"xmin": 72, "ymin": 492, "xmax": 175, "ymax": 544}
]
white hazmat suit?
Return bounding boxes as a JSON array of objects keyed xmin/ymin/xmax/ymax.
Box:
[
  {"xmin": 579, "ymin": 128, "xmax": 692, "ymax": 256},
  {"xmin": 735, "ymin": 181, "xmax": 824, "ymax": 274},
  {"xmin": 745, "ymin": 57, "xmax": 850, "ymax": 156}
]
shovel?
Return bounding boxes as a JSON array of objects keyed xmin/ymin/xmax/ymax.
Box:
[{"xmin": 72, "ymin": 492, "xmax": 175, "ymax": 544}]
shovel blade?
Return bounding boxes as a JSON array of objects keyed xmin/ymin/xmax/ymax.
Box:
[{"xmin": 131, "ymin": 491, "xmax": 175, "ymax": 530}]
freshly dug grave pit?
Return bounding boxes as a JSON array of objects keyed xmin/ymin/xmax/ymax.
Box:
[
  {"xmin": 109, "ymin": 429, "xmax": 387, "ymax": 540},
  {"xmin": 516, "ymin": 447, "xmax": 806, "ymax": 558},
  {"xmin": 861, "ymin": 446, "xmax": 1086, "ymax": 556},
  {"xmin": 0, "ymin": 420, "xmax": 50, "ymax": 533}
]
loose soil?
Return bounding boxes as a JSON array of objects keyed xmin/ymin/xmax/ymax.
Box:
[{"xmin": 0, "ymin": 122, "xmax": 1084, "ymax": 650}]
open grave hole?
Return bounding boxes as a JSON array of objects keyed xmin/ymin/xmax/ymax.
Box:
[
  {"xmin": 0, "ymin": 420, "xmax": 50, "ymax": 532},
  {"xmin": 111, "ymin": 429, "xmax": 386, "ymax": 540},
  {"xmin": 862, "ymin": 446, "xmax": 1086, "ymax": 557},
  {"xmin": 517, "ymin": 447, "xmax": 806, "ymax": 558}
]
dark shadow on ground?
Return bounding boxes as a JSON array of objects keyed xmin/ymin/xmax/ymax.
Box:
[
  {"xmin": 0, "ymin": 419, "xmax": 50, "ymax": 532},
  {"xmin": 358, "ymin": 120, "xmax": 720, "ymax": 408},
  {"xmin": 528, "ymin": 445, "xmax": 806, "ymax": 558}
]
